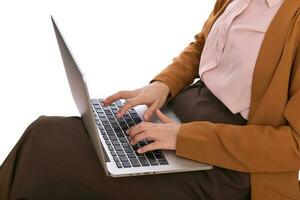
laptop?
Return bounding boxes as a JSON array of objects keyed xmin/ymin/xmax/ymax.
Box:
[{"xmin": 51, "ymin": 16, "xmax": 213, "ymax": 177}]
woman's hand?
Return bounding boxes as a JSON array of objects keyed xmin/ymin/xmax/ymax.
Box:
[
  {"xmin": 126, "ymin": 109, "xmax": 181, "ymax": 154},
  {"xmin": 101, "ymin": 81, "xmax": 170, "ymax": 121}
]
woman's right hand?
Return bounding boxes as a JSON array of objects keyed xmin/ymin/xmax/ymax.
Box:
[{"xmin": 101, "ymin": 81, "xmax": 171, "ymax": 121}]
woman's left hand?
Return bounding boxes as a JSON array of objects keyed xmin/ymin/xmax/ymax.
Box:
[{"xmin": 126, "ymin": 109, "xmax": 181, "ymax": 154}]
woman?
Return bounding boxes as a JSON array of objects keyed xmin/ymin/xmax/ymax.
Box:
[{"xmin": 1, "ymin": 0, "xmax": 300, "ymax": 199}]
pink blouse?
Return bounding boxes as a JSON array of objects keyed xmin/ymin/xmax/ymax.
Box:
[{"xmin": 199, "ymin": 0, "xmax": 283, "ymax": 119}]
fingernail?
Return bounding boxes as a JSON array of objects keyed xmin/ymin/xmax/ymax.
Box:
[
  {"xmin": 125, "ymin": 130, "xmax": 129, "ymax": 135},
  {"xmin": 130, "ymin": 141, "xmax": 134, "ymax": 145},
  {"xmin": 144, "ymin": 114, "xmax": 148, "ymax": 121},
  {"xmin": 137, "ymin": 149, "xmax": 142, "ymax": 153}
]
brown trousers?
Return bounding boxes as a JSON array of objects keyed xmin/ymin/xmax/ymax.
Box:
[{"xmin": 0, "ymin": 79, "xmax": 251, "ymax": 200}]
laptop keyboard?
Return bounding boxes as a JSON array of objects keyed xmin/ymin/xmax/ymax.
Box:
[{"xmin": 91, "ymin": 99, "xmax": 169, "ymax": 168}]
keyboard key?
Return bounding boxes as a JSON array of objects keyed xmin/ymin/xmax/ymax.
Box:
[
  {"xmin": 114, "ymin": 127, "xmax": 122, "ymax": 133},
  {"xmin": 111, "ymin": 122, "xmax": 120, "ymax": 128},
  {"xmin": 127, "ymin": 153, "xmax": 136, "ymax": 158},
  {"xmin": 97, "ymin": 125, "xmax": 104, "ymax": 130},
  {"xmin": 104, "ymin": 125, "xmax": 112, "ymax": 131},
  {"xmin": 130, "ymin": 113, "xmax": 139, "ymax": 118},
  {"xmin": 116, "ymin": 133, "xmax": 125, "ymax": 138},
  {"xmin": 123, "ymin": 115, "xmax": 131, "ymax": 120},
  {"xmin": 111, "ymin": 140, "xmax": 120, "ymax": 146},
  {"xmin": 103, "ymin": 107, "xmax": 110, "ymax": 111},
  {"xmin": 119, "ymin": 138, "xmax": 128, "ymax": 143},
  {"xmin": 111, "ymin": 109, "xmax": 118, "ymax": 114},
  {"xmin": 154, "ymin": 153, "xmax": 165, "ymax": 160},
  {"xmin": 106, "ymin": 130, "xmax": 115, "ymax": 136},
  {"xmin": 157, "ymin": 159, "xmax": 169, "ymax": 165},
  {"xmin": 121, "ymin": 127, "xmax": 128, "ymax": 132},
  {"xmin": 119, "ymin": 121, "xmax": 127, "ymax": 126},
  {"xmin": 138, "ymin": 141, "xmax": 147, "ymax": 147},
  {"xmin": 107, "ymin": 115, "xmax": 115, "ymax": 119},
  {"xmin": 116, "ymin": 100, "xmax": 123, "ymax": 107},
  {"xmin": 109, "ymin": 135, "xmax": 118, "ymax": 140},
  {"xmin": 128, "ymin": 109, "xmax": 137, "ymax": 114},
  {"xmin": 105, "ymin": 140, "xmax": 111, "ymax": 145},
  {"xmin": 119, "ymin": 156, "xmax": 129, "ymax": 162},
  {"xmin": 99, "ymin": 129, "xmax": 106, "ymax": 135},
  {"xmin": 110, "ymin": 105, "xmax": 117, "ymax": 109},
  {"xmin": 132, "ymin": 144, "xmax": 139, "ymax": 151},
  {"xmin": 124, "ymin": 147, "xmax": 134, "ymax": 153},
  {"xmin": 104, "ymin": 110, "xmax": 112, "ymax": 115},
  {"xmin": 116, "ymin": 162, "xmax": 122, "ymax": 168},
  {"xmin": 145, "ymin": 153, "xmax": 158, "ymax": 166},
  {"xmin": 114, "ymin": 145, "xmax": 123, "ymax": 151},
  {"xmin": 135, "ymin": 152, "xmax": 145, "ymax": 157},
  {"xmin": 122, "ymin": 161, "xmax": 131, "ymax": 168},
  {"xmin": 99, "ymin": 117, "xmax": 107, "ymax": 122},
  {"xmin": 109, "ymin": 119, "xmax": 118, "ymax": 124},
  {"xmin": 117, "ymin": 151, "xmax": 126, "ymax": 156},
  {"xmin": 138, "ymin": 157, "xmax": 150, "ymax": 166},
  {"xmin": 110, "ymin": 151, "xmax": 116, "ymax": 156},
  {"xmin": 153, "ymin": 149, "xmax": 162, "ymax": 154},
  {"xmin": 118, "ymin": 118, "xmax": 126, "ymax": 123},
  {"xmin": 121, "ymin": 142, "xmax": 130, "ymax": 148},
  {"xmin": 133, "ymin": 118, "xmax": 142, "ymax": 124},
  {"xmin": 130, "ymin": 158, "xmax": 141, "ymax": 167},
  {"xmin": 102, "ymin": 121, "xmax": 110, "ymax": 126},
  {"xmin": 103, "ymin": 135, "xmax": 109, "ymax": 140},
  {"xmin": 127, "ymin": 121, "xmax": 135, "ymax": 127},
  {"xmin": 97, "ymin": 113, "xmax": 106, "ymax": 117},
  {"xmin": 94, "ymin": 104, "xmax": 101, "ymax": 109},
  {"xmin": 91, "ymin": 99, "xmax": 99, "ymax": 105},
  {"xmin": 107, "ymin": 145, "xmax": 113, "ymax": 151},
  {"xmin": 113, "ymin": 156, "xmax": 119, "ymax": 162}
]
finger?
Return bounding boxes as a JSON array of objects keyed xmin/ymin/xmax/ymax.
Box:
[
  {"xmin": 143, "ymin": 101, "xmax": 159, "ymax": 122},
  {"xmin": 155, "ymin": 109, "xmax": 173, "ymax": 123},
  {"xmin": 130, "ymin": 131, "xmax": 154, "ymax": 145},
  {"xmin": 137, "ymin": 142, "xmax": 160, "ymax": 154},
  {"xmin": 102, "ymin": 90, "xmax": 136, "ymax": 106},
  {"xmin": 116, "ymin": 97, "xmax": 140, "ymax": 118},
  {"xmin": 127, "ymin": 122, "xmax": 151, "ymax": 138}
]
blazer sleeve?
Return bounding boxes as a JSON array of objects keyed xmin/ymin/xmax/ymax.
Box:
[
  {"xmin": 148, "ymin": 0, "xmax": 228, "ymax": 102},
  {"xmin": 175, "ymin": 40, "xmax": 300, "ymax": 173}
]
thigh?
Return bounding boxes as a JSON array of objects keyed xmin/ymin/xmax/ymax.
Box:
[{"xmin": 7, "ymin": 116, "xmax": 216, "ymax": 200}]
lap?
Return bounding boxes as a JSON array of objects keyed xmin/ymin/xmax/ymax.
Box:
[
  {"xmin": 8, "ymin": 116, "xmax": 209, "ymax": 200},
  {"xmin": 8, "ymin": 116, "xmax": 249, "ymax": 200},
  {"xmin": 2, "ymin": 80, "xmax": 251, "ymax": 200}
]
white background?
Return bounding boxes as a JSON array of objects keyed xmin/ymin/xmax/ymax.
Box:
[{"xmin": 0, "ymin": 0, "xmax": 214, "ymax": 164}]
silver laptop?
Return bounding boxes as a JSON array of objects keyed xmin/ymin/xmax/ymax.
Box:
[{"xmin": 51, "ymin": 16, "xmax": 213, "ymax": 177}]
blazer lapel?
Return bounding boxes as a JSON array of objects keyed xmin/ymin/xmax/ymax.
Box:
[{"xmin": 248, "ymin": 0, "xmax": 300, "ymax": 121}]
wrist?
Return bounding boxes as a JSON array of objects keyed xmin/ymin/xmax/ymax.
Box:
[{"xmin": 153, "ymin": 80, "xmax": 170, "ymax": 93}]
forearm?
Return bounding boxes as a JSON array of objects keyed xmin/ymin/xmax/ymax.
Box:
[{"xmin": 176, "ymin": 121, "xmax": 300, "ymax": 173}]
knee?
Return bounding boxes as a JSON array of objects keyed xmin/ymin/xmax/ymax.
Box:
[{"xmin": 29, "ymin": 115, "xmax": 83, "ymax": 143}]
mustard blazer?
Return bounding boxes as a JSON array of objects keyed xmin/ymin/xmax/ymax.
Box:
[{"xmin": 150, "ymin": 0, "xmax": 300, "ymax": 199}]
